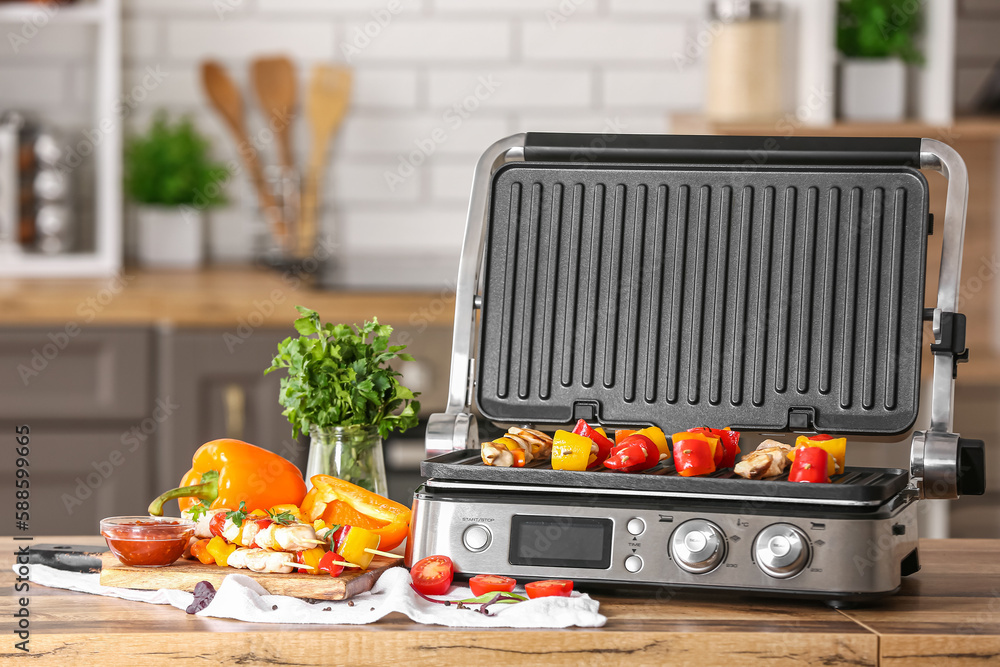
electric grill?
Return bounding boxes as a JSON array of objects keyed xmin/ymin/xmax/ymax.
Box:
[{"xmin": 405, "ymin": 133, "xmax": 986, "ymax": 604}]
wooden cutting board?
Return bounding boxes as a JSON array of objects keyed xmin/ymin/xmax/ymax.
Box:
[{"xmin": 99, "ymin": 553, "xmax": 402, "ymax": 601}]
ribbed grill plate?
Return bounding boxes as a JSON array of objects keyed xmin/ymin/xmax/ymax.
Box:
[{"xmin": 477, "ymin": 163, "xmax": 929, "ymax": 434}]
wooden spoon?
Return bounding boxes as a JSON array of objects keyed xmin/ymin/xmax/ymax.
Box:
[
  {"xmin": 200, "ymin": 60, "xmax": 287, "ymax": 247},
  {"xmin": 298, "ymin": 64, "xmax": 352, "ymax": 259},
  {"xmin": 250, "ymin": 56, "xmax": 297, "ymax": 170}
]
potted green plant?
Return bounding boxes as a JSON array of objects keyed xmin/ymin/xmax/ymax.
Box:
[
  {"xmin": 266, "ymin": 307, "xmax": 420, "ymax": 494},
  {"xmin": 837, "ymin": 0, "xmax": 923, "ymax": 121},
  {"xmin": 125, "ymin": 112, "xmax": 228, "ymax": 267}
]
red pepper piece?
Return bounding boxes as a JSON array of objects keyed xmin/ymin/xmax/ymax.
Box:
[
  {"xmin": 571, "ymin": 419, "xmax": 614, "ymax": 468},
  {"xmin": 788, "ymin": 446, "xmax": 832, "ymax": 483},
  {"xmin": 604, "ymin": 434, "xmax": 659, "ymax": 472},
  {"xmin": 689, "ymin": 427, "xmax": 724, "ymax": 466},
  {"xmin": 673, "ymin": 438, "xmax": 716, "ymax": 477}
]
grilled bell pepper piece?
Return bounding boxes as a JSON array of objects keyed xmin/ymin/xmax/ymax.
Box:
[
  {"xmin": 790, "ymin": 435, "xmax": 846, "ymax": 474},
  {"xmin": 672, "ymin": 433, "xmax": 718, "ymax": 477},
  {"xmin": 301, "ymin": 475, "xmax": 412, "ymax": 551},
  {"xmin": 614, "ymin": 429, "xmax": 636, "ymax": 445},
  {"xmin": 788, "ymin": 446, "xmax": 834, "ymax": 483},
  {"xmin": 688, "ymin": 428, "xmax": 724, "ymax": 466},
  {"xmin": 148, "ymin": 439, "xmax": 307, "ymax": 516},
  {"xmin": 190, "ymin": 538, "xmax": 215, "ymax": 565},
  {"xmin": 634, "ymin": 426, "xmax": 671, "ymax": 459},
  {"xmin": 206, "ymin": 535, "xmax": 237, "ymax": 567},
  {"xmin": 295, "ymin": 546, "xmax": 327, "ymax": 575},
  {"xmin": 551, "ymin": 430, "xmax": 595, "ymax": 471},
  {"xmin": 604, "ymin": 434, "xmax": 659, "ymax": 472},
  {"xmin": 571, "ymin": 419, "xmax": 613, "ymax": 468},
  {"xmin": 330, "ymin": 525, "xmax": 380, "ymax": 569}
]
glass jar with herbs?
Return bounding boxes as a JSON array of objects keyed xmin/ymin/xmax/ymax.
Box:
[{"xmin": 266, "ymin": 307, "xmax": 420, "ymax": 494}]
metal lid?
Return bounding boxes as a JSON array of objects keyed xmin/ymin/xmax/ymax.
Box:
[{"xmin": 474, "ymin": 137, "xmax": 929, "ymax": 435}]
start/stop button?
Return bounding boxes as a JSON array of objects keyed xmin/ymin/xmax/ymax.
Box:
[{"xmin": 462, "ymin": 524, "xmax": 491, "ymax": 552}]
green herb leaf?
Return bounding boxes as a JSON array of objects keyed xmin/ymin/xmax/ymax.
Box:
[
  {"xmin": 266, "ymin": 311, "xmax": 420, "ymax": 441},
  {"xmin": 266, "ymin": 508, "xmax": 297, "ymax": 525},
  {"xmin": 187, "ymin": 500, "xmax": 210, "ymax": 521},
  {"xmin": 225, "ymin": 501, "xmax": 249, "ymax": 528}
]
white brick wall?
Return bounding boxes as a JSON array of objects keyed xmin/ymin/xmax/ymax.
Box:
[{"xmin": 3, "ymin": 0, "xmax": 712, "ymax": 261}]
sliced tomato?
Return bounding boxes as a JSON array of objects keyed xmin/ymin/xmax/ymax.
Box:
[
  {"xmin": 317, "ymin": 550, "xmax": 345, "ymax": 577},
  {"xmin": 209, "ymin": 511, "xmax": 227, "ymax": 538},
  {"xmin": 469, "ymin": 574, "xmax": 516, "ymax": 598},
  {"xmin": 525, "ymin": 579, "xmax": 574, "ymax": 599},
  {"xmin": 411, "ymin": 555, "xmax": 454, "ymax": 596}
]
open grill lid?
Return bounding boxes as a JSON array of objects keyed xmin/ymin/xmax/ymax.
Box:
[{"xmin": 475, "ymin": 134, "xmax": 930, "ymax": 435}]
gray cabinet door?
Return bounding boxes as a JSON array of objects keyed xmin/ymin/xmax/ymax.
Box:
[
  {"xmin": 154, "ymin": 326, "xmax": 304, "ymax": 494},
  {"xmin": 0, "ymin": 426, "xmax": 153, "ymax": 535},
  {"xmin": 0, "ymin": 328, "xmax": 152, "ymax": 420}
]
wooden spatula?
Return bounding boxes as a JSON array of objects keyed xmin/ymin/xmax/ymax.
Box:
[
  {"xmin": 201, "ymin": 60, "xmax": 287, "ymax": 247},
  {"xmin": 298, "ymin": 64, "xmax": 351, "ymax": 258},
  {"xmin": 250, "ymin": 56, "xmax": 297, "ymax": 170}
]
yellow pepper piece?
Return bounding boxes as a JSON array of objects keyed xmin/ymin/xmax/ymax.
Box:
[
  {"xmin": 638, "ymin": 427, "xmax": 671, "ymax": 458},
  {"xmin": 551, "ymin": 430, "xmax": 593, "ymax": 471},
  {"xmin": 298, "ymin": 546, "xmax": 326, "ymax": 575},
  {"xmin": 249, "ymin": 509, "xmax": 268, "ymax": 518},
  {"xmin": 206, "ymin": 535, "xmax": 236, "ymax": 567},
  {"xmin": 791, "ymin": 437, "xmax": 846, "ymax": 474},
  {"xmin": 337, "ymin": 526, "xmax": 380, "ymax": 569},
  {"xmin": 595, "ymin": 427, "xmax": 608, "ymax": 438}
]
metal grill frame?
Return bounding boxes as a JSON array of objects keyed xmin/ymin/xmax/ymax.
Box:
[{"xmin": 425, "ymin": 133, "xmax": 972, "ymax": 500}]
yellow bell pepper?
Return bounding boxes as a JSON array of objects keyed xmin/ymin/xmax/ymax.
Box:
[
  {"xmin": 206, "ymin": 535, "xmax": 236, "ymax": 567},
  {"xmin": 297, "ymin": 546, "xmax": 326, "ymax": 575},
  {"xmin": 551, "ymin": 430, "xmax": 595, "ymax": 471},
  {"xmin": 791, "ymin": 436, "xmax": 846, "ymax": 474},
  {"xmin": 636, "ymin": 426, "xmax": 671, "ymax": 459},
  {"xmin": 595, "ymin": 427, "xmax": 608, "ymax": 438}
]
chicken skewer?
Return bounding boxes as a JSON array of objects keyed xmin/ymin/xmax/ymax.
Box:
[{"xmin": 481, "ymin": 427, "xmax": 553, "ymax": 467}]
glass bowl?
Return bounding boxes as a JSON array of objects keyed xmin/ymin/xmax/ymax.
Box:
[{"xmin": 100, "ymin": 516, "xmax": 195, "ymax": 567}]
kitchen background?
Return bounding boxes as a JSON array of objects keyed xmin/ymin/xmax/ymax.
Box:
[{"xmin": 2, "ymin": 0, "xmax": 1000, "ymax": 537}]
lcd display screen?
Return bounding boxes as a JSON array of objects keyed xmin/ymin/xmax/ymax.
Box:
[{"xmin": 508, "ymin": 515, "xmax": 613, "ymax": 569}]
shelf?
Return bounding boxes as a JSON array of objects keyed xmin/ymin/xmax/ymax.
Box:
[
  {"xmin": 670, "ymin": 114, "xmax": 1000, "ymax": 140},
  {"xmin": 0, "ymin": 2, "xmax": 105, "ymax": 24}
]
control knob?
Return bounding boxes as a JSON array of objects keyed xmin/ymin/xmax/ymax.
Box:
[
  {"xmin": 670, "ymin": 520, "xmax": 726, "ymax": 574},
  {"xmin": 753, "ymin": 524, "xmax": 810, "ymax": 578}
]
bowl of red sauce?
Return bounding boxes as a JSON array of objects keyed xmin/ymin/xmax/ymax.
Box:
[{"xmin": 100, "ymin": 516, "xmax": 195, "ymax": 567}]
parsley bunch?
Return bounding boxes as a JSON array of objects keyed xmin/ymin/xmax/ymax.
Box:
[{"xmin": 266, "ymin": 307, "xmax": 420, "ymax": 440}]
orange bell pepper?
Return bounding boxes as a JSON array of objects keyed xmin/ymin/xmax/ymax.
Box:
[
  {"xmin": 148, "ymin": 439, "xmax": 307, "ymax": 516},
  {"xmin": 189, "ymin": 538, "xmax": 215, "ymax": 565},
  {"xmin": 301, "ymin": 475, "xmax": 412, "ymax": 551}
]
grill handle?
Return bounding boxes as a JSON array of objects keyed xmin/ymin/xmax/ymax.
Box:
[{"xmin": 523, "ymin": 132, "xmax": 923, "ymax": 167}]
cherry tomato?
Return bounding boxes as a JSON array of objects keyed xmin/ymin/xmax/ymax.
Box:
[
  {"xmin": 209, "ymin": 512, "xmax": 227, "ymax": 538},
  {"xmin": 254, "ymin": 518, "xmax": 273, "ymax": 531},
  {"xmin": 810, "ymin": 434, "xmax": 833, "ymax": 441},
  {"xmin": 317, "ymin": 550, "xmax": 345, "ymax": 577},
  {"xmin": 525, "ymin": 580, "xmax": 574, "ymax": 599},
  {"xmin": 411, "ymin": 555, "xmax": 454, "ymax": 596},
  {"xmin": 469, "ymin": 574, "xmax": 516, "ymax": 598}
]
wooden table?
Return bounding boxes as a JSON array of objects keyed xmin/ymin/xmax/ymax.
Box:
[{"xmin": 2, "ymin": 537, "xmax": 999, "ymax": 665}]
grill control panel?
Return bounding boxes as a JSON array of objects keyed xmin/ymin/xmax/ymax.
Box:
[{"xmin": 409, "ymin": 485, "xmax": 919, "ymax": 597}]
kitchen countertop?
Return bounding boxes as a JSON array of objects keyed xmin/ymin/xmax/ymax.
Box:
[
  {"xmin": 3, "ymin": 537, "xmax": 999, "ymax": 665},
  {"xmin": 0, "ymin": 266, "xmax": 455, "ymax": 327}
]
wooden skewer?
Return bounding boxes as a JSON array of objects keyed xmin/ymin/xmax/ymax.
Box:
[{"xmin": 364, "ymin": 548, "xmax": 398, "ymax": 558}]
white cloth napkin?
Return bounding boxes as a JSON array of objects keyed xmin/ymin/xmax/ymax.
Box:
[{"xmin": 19, "ymin": 564, "xmax": 607, "ymax": 628}]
